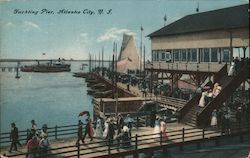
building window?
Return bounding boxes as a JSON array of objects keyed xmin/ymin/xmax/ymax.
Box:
[
  {"xmin": 152, "ymin": 50, "xmax": 156, "ymax": 61},
  {"xmin": 223, "ymin": 48, "xmax": 230, "ymax": 62},
  {"xmin": 152, "ymin": 50, "xmax": 159, "ymax": 61},
  {"xmin": 204, "ymin": 48, "xmax": 210, "ymax": 62},
  {"xmin": 174, "ymin": 49, "xmax": 180, "ymax": 62},
  {"xmin": 211, "ymin": 48, "xmax": 218, "ymax": 62},
  {"xmin": 161, "ymin": 51, "xmax": 165, "ymax": 60},
  {"xmin": 181, "ymin": 49, "xmax": 187, "ymax": 62},
  {"xmin": 165, "ymin": 51, "xmax": 172, "ymax": 62},
  {"xmin": 199, "ymin": 48, "xmax": 204, "ymax": 62},
  {"xmin": 187, "ymin": 49, "xmax": 191, "ymax": 62},
  {"xmin": 191, "ymin": 49, "xmax": 197, "ymax": 62}
]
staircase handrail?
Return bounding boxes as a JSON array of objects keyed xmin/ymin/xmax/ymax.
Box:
[
  {"xmin": 213, "ymin": 64, "xmax": 228, "ymax": 83},
  {"xmin": 197, "ymin": 64, "xmax": 249, "ymax": 126},
  {"xmin": 179, "ymin": 63, "xmax": 228, "ymax": 122}
]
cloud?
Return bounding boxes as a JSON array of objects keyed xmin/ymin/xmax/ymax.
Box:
[
  {"xmin": 23, "ymin": 21, "xmax": 41, "ymax": 31},
  {"xmin": 5, "ymin": 22, "xmax": 15, "ymax": 28},
  {"xmin": 97, "ymin": 27, "xmax": 136, "ymax": 42},
  {"xmin": 80, "ymin": 33, "xmax": 88, "ymax": 38},
  {"xmin": 77, "ymin": 33, "xmax": 91, "ymax": 45}
]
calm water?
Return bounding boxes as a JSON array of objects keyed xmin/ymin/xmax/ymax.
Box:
[{"xmin": 0, "ymin": 61, "xmax": 94, "ymax": 133}]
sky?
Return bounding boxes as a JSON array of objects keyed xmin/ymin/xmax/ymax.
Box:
[{"xmin": 0, "ymin": 0, "xmax": 248, "ymax": 60}]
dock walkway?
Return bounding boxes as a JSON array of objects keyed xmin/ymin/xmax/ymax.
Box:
[{"xmin": 1, "ymin": 122, "xmax": 223, "ymax": 158}]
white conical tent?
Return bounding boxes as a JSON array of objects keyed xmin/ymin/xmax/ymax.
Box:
[{"xmin": 117, "ymin": 34, "xmax": 140, "ymax": 73}]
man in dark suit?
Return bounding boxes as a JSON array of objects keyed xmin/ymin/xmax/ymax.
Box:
[{"xmin": 9, "ymin": 123, "xmax": 21, "ymax": 152}]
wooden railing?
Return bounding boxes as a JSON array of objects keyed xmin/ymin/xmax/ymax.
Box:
[
  {"xmin": 4, "ymin": 123, "xmax": 250, "ymax": 158},
  {"xmin": 0, "ymin": 124, "xmax": 78, "ymax": 146},
  {"xmin": 179, "ymin": 63, "xmax": 229, "ymax": 123},
  {"xmin": 145, "ymin": 62, "xmax": 225, "ymax": 73},
  {"xmin": 197, "ymin": 64, "xmax": 249, "ymax": 126},
  {"xmin": 213, "ymin": 64, "xmax": 228, "ymax": 83},
  {"xmin": 0, "ymin": 115, "xmax": 148, "ymax": 147},
  {"xmin": 91, "ymin": 73, "xmax": 137, "ymax": 97}
]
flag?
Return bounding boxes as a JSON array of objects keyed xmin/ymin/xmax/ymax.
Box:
[
  {"xmin": 196, "ymin": 2, "xmax": 199, "ymax": 12},
  {"xmin": 140, "ymin": 26, "xmax": 143, "ymax": 31},
  {"xmin": 78, "ymin": 111, "xmax": 90, "ymax": 117},
  {"xmin": 164, "ymin": 14, "xmax": 167, "ymax": 22}
]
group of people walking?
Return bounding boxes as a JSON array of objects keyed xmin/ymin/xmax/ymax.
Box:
[
  {"xmin": 76, "ymin": 113, "xmax": 133, "ymax": 148},
  {"xmin": 8, "ymin": 120, "xmax": 50, "ymax": 158},
  {"xmin": 210, "ymin": 103, "xmax": 232, "ymax": 134},
  {"xmin": 152, "ymin": 115, "xmax": 168, "ymax": 141}
]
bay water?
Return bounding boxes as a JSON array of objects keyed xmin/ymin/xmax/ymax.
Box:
[{"xmin": 0, "ymin": 61, "xmax": 93, "ymax": 133}]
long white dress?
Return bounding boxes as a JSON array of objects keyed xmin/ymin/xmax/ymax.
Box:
[
  {"xmin": 153, "ymin": 119, "xmax": 161, "ymax": 138},
  {"xmin": 198, "ymin": 92, "xmax": 207, "ymax": 107},
  {"xmin": 94, "ymin": 119, "xmax": 103, "ymax": 138},
  {"xmin": 102, "ymin": 120, "xmax": 109, "ymax": 138},
  {"xmin": 228, "ymin": 62, "xmax": 235, "ymax": 76},
  {"xmin": 210, "ymin": 111, "xmax": 217, "ymax": 126}
]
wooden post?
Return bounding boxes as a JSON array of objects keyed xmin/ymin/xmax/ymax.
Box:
[
  {"xmin": 55, "ymin": 125, "xmax": 58, "ymax": 139},
  {"xmin": 160, "ymin": 131, "xmax": 162, "ymax": 146},
  {"xmin": 137, "ymin": 116, "xmax": 139, "ymax": 129},
  {"xmin": 202, "ymin": 128, "xmax": 205, "ymax": 140},
  {"xmin": 134, "ymin": 134, "xmax": 138, "ymax": 158},
  {"xmin": 135, "ymin": 134, "xmax": 138, "ymax": 150},
  {"xmin": 26, "ymin": 129, "xmax": 29, "ymax": 141},
  {"xmin": 77, "ymin": 142, "xmax": 80, "ymax": 158},
  {"xmin": 179, "ymin": 128, "xmax": 184, "ymax": 151},
  {"xmin": 182, "ymin": 128, "xmax": 185, "ymax": 142},
  {"xmin": 108, "ymin": 138, "xmax": 111, "ymax": 155}
]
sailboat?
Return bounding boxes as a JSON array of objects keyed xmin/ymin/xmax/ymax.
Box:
[{"xmin": 117, "ymin": 34, "xmax": 140, "ymax": 74}]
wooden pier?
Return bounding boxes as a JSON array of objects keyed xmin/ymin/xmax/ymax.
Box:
[{"xmin": 1, "ymin": 122, "xmax": 249, "ymax": 158}]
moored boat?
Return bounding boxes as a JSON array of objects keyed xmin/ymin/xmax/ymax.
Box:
[{"xmin": 21, "ymin": 61, "xmax": 71, "ymax": 72}]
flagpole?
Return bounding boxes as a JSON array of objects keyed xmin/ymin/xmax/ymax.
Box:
[
  {"xmin": 143, "ymin": 45, "xmax": 146, "ymax": 78},
  {"xmin": 115, "ymin": 42, "xmax": 118, "ymax": 115},
  {"xmin": 140, "ymin": 26, "xmax": 143, "ymax": 79},
  {"xmin": 99, "ymin": 50, "xmax": 100, "ymax": 71},
  {"xmin": 102, "ymin": 46, "xmax": 104, "ymax": 76},
  {"xmin": 112, "ymin": 42, "xmax": 115, "ymax": 99}
]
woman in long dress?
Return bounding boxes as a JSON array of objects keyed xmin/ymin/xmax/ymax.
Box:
[
  {"xmin": 213, "ymin": 83, "xmax": 221, "ymax": 98},
  {"xmin": 228, "ymin": 62, "xmax": 235, "ymax": 76},
  {"xmin": 210, "ymin": 109, "xmax": 217, "ymax": 128},
  {"xmin": 153, "ymin": 116, "xmax": 161, "ymax": 139},
  {"xmin": 199, "ymin": 91, "xmax": 207, "ymax": 107},
  {"xmin": 160, "ymin": 119, "xmax": 168, "ymax": 141},
  {"xmin": 103, "ymin": 119, "xmax": 109, "ymax": 139},
  {"xmin": 94, "ymin": 118, "xmax": 103, "ymax": 138}
]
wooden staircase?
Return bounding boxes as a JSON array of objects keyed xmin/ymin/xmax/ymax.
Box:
[
  {"xmin": 157, "ymin": 96, "xmax": 187, "ymax": 111},
  {"xmin": 180, "ymin": 63, "xmax": 249, "ymax": 127},
  {"xmin": 197, "ymin": 63, "xmax": 249, "ymax": 126}
]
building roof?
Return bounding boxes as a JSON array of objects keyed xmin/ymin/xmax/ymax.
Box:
[{"xmin": 148, "ymin": 4, "xmax": 249, "ymax": 38}]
